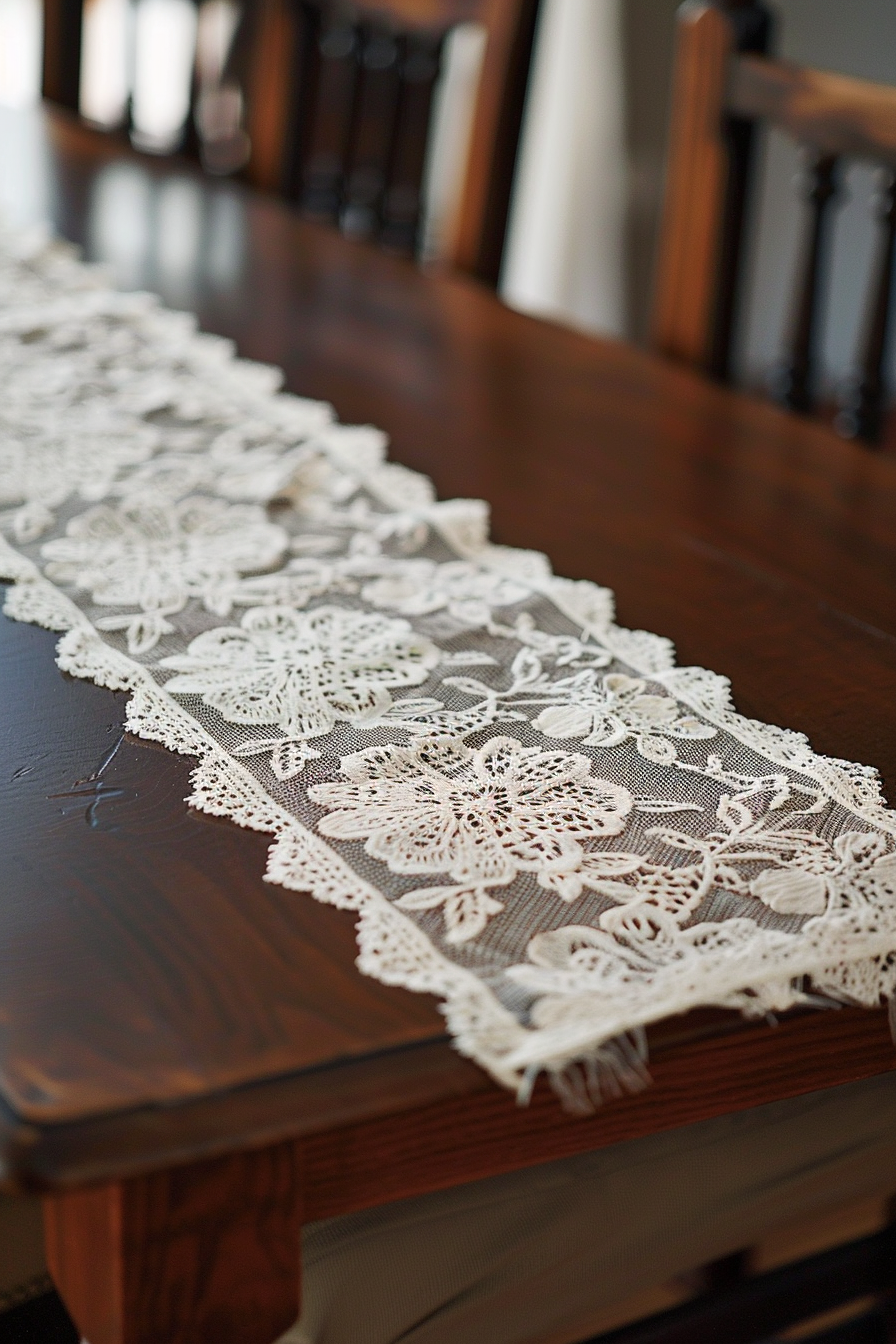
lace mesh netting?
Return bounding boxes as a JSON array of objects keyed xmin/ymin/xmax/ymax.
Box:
[{"xmin": 2, "ymin": 225, "xmax": 896, "ymax": 1106}]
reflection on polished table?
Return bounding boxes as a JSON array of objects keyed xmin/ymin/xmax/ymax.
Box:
[{"xmin": 2, "ymin": 104, "xmax": 896, "ymax": 1344}]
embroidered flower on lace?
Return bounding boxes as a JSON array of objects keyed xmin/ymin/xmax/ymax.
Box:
[
  {"xmin": 533, "ymin": 672, "xmax": 716, "ymax": 763},
  {"xmin": 110, "ymin": 442, "xmax": 339, "ymax": 512},
  {"xmin": 369, "ymin": 647, "xmax": 670, "ymax": 743},
  {"xmin": 299, "ymin": 455, "xmax": 501, "ymax": 561},
  {"xmin": 161, "ymin": 605, "xmax": 439, "ymax": 777},
  {"xmin": 359, "ymin": 557, "xmax": 533, "ymax": 627},
  {"xmin": 0, "ymin": 408, "xmax": 162, "ymax": 540},
  {"xmin": 209, "ymin": 548, "xmax": 534, "ymax": 631},
  {"xmin": 301, "ymin": 495, "xmax": 433, "ymax": 556},
  {"xmin": 507, "ymin": 831, "xmax": 896, "ymax": 1040},
  {"xmin": 747, "ymin": 831, "xmax": 896, "ymax": 916},
  {"xmin": 504, "ymin": 915, "xmax": 791, "ymax": 1034},
  {"xmin": 645, "ymin": 790, "xmax": 896, "ymax": 914},
  {"xmin": 41, "ymin": 498, "xmax": 287, "ymax": 653},
  {"xmin": 512, "ymin": 793, "xmax": 896, "ymax": 993},
  {"xmin": 208, "ymin": 428, "xmax": 343, "ymax": 505},
  {"xmin": 202, "ymin": 555, "xmax": 356, "ymax": 617},
  {"xmin": 310, "ymin": 736, "xmax": 634, "ymax": 941}
]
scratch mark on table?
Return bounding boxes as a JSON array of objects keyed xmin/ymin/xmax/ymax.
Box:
[{"xmin": 47, "ymin": 734, "xmax": 127, "ymax": 827}]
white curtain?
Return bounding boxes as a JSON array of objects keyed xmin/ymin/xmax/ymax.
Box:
[{"xmin": 500, "ymin": 0, "xmax": 627, "ymax": 338}]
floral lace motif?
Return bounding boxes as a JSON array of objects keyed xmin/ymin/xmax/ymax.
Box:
[
  {"xmin": 162, "ymin": 605, "xmax": 438, "ymax": 777},
  {"xmin": 2, "ymin": 226, "xmax": 895, "ymax": 1106},
  {"xmin": 311, "ymin": 737, "xmax": 633, "ymax": 942},
  {"xmin": 42, "ymin": 499, "xmax": 287, "ymax": 653}
]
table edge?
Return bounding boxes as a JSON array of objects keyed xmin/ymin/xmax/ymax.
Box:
[{"xmin": 3, "ymin": 1006, "xmax": 892, "ymax": 1196}]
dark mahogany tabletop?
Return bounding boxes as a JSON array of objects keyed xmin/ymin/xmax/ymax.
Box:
[{"xmin": 2, "ymin": 104, "xmax": 896, "ymax": 1198}]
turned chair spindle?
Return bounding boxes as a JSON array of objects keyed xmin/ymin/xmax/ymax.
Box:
[
  {"xmin": 773, "ymin": 151, "xmax": 841, "ymax": 414},
  {"xmin": 838, "ymin": 168, "xmax": 896, "ymax": 443},
  {"xmin": 286, "ymin": 7, "xmax": 445, "ymax": 256}
]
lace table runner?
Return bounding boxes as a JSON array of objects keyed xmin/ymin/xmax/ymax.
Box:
[{"xmin": 2, "ymin": 227, "xmax": 896, "ymax": 1107}]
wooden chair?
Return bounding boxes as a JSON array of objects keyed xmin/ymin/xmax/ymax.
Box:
[
  {"xmin": 41, "ymin": 0, "xmax": 540, "ymax": 283},
  {"xmin": 652, "ymin": 0, "xmax": 896, "ymax": 444},
  {"xmin": 580, "ymin": 1203, "xmax": 896, "ymax": 1344},
  {"xmin": 236, "ymin": 0, "xmax": 539, "ymax": 280}
]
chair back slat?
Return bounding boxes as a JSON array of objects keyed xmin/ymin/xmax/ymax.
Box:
[
  {"xmin": 447, "ymin": 0, "xmax": 540, "ymax": 280},
  {"xmin": 839, "ymin": 170, "xmax": 896, "ymax": 443},
  {"xmin": 380, "ymin": 35, "xmax": 445, "ymax": 253},
  {"xmin": 297, "ymin": 11, "xmax": 363, "ymax": 221},
  {"xmin": 340, "ymin": 24, "xmax": 404, "ymax": 240},
  {"xmin": 41, "ymin": 0, "xmax": 83, "ymax": 112},
  {"xmin": 774, "ymin": 152, "xmax": 841, "ymax": 414},
  {"xmin": 279, "ymin": 6, "xmax": 444, "ymax": 255},
  {"xmin": 651, "ymin": 1, "xmax": 770, "ymax": 373},
  {"xmin": 239, "ymin": 0, "xmax": 298, "ymax": 192},
  {"xmin": 651, "ymin": 4, "xmax": 735, "ymax": 369}
]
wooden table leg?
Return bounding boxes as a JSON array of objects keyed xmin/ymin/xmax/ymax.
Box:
[{"xmin": 43, "ymin": 1140, "xmax": 302, "ymax": 1344}]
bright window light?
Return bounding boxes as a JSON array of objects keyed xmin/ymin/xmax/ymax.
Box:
[
  {"xmin": 131, "ymin": 0, "xmax": 197, "ymax": 153},
  {"xmin": 195, "ymin": 0, "xmax": 238, "ymax": 86},
  {"xmin": 0, "ymin": 0, "xmax": 42, "ymax": 108},
  {"xmin": 80, "ymin": 0, "xmax": 130, "ymax": 127}
]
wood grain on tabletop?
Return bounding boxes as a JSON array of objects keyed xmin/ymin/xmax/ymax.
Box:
[{"xmin": 1, "ymin": 107, "xmax": 896, "ymax": 1184}]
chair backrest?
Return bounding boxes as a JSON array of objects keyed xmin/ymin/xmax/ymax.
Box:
[
  {"xmin": 41, "ymin": 0, "xmax": 538, "ymax": 285},
  {"xmin": 651, "ymin": 0, "xmax": 896, "ymax": 444},
  {"xmin": 239, "ymin": 0, "xmax": 539, "ymax": 282}
]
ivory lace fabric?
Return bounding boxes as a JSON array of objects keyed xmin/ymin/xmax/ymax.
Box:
[{"xmin": 3, "ymin": 227, "xmax": 896, "ymax": 1105}]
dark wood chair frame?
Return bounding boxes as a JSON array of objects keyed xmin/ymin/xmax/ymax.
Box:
[
  {"xmin": 41, "ymin": 0, "xmax": 540, "ymax": 283},
  {"xmin": 652, "ymin": 0, "xmax": 896, "ymax": 444},
  {"xmin": 239, "ymin": 0, "xmax": 540, "ymax": 280}
]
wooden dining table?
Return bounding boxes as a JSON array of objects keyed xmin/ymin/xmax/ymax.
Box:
[{"xmin": 2, "ymin": 102, "xmax": 896, "ymax": 1344}]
